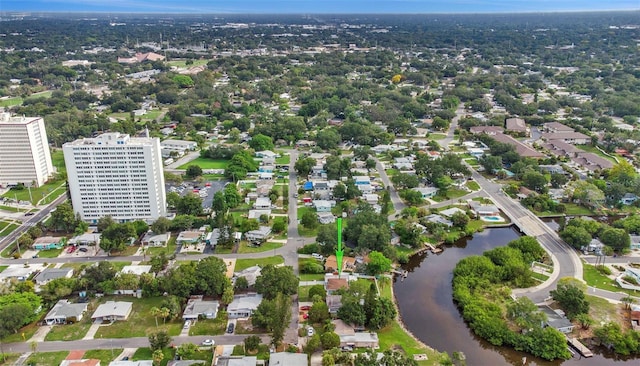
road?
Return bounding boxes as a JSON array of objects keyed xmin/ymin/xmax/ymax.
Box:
[
  {"xmin": 1, "ymin": 334, "xmax": 270, "ymax": 354},
  {"xmin": 373, "ymin": 157, "xmax": 406, "ymax": 220},
  {"xmin": 0, "ymin": 194, "xmax": 67, "ymax": 255}
]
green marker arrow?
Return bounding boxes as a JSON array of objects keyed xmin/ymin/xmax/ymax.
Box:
[{"xmin": 336, "ymin": 217, "xmax": 343, "ymax": 277}]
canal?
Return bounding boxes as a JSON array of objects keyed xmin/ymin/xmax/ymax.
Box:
[{"xmin": 394, "ymin": 226, "xmax": 637, "ymax": 365}]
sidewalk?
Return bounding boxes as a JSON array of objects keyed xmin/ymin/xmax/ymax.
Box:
[
  {"xmin": 82, "ymin": 322, "xmax": 103, "ymax": 340},
  {"xmin": 28, "ymin": 325, "xmax": 52, "ymax": 342}
]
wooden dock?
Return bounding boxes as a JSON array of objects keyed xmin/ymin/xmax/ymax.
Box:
[
  {"xmin": 567, "ymin": 336, "xmax": 593, "ymax": 357},
  {"xmin": 426, "ymin": 243, "xmax": 443, "ymax": 254}
]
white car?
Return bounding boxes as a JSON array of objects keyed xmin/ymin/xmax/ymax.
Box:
[
  {"xmin": 183, "ymin": 320, "xmax": 191, "ymax": 329},
  {"xmin": 201, "ymin": 339, "xmax": 215, "ymax": 346},
  {"xmin": 307, "ymin": 327, "xmax": 314, "ymax": 337}
]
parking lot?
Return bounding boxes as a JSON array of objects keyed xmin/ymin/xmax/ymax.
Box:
[{"xmin": 166, "ymin": 179, "xmax": 228, "ymax": 209}]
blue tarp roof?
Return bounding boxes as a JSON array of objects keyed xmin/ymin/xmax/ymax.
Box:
[{"xmin": 303, "ymin": 181, "xmax": 313, "ymax": 190}]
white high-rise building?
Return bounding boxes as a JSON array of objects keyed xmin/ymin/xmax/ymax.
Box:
[
  {"xmin": 63, "ymin": 132, "xmax": 167, "ymax": 223},
  {"xmin": 0, "ymin": 113, "xmax": 54, "ymax": 188}
]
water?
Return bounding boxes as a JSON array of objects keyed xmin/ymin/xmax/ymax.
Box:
[{"xmin": 394, "ymin": 226, "xmax": 637, "ymax": 365}]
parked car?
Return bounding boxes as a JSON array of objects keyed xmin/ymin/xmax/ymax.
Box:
[
  {"xmin": 299, "ymin": 305, "xmax": 311, "ymax": 311},
  {"xmin": 78, "ymin": 247, "xmax": 88, "ymax": 252},
  {"xmin": 183, "ymin": 320, "xmax": 191, "ymax": 329},
  {"xmin": 227, "ymin": 323, "xmax": 235, "ymax": 334},
  {"xmin": 201, "ymin": 339, "xmax": 214, "ymax": 346},
  {"xmin": 311, "ymin": 253, "xmax": 323, "ymax": 260},
  {"xmin": 24, "ymin": 212, "xmax": 35, "ymax": 216},
  {"xmin": 307, "ymin": 327, "xmax": 314, "ymax": 337}
]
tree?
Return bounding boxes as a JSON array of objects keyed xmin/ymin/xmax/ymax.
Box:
[
  {"xmin": 569, "ymin": 180, "xmax": 604, "ymax": 209},
  {"xmin": 337, "ymin": 301, "xmax": 366, "ymax": 326},
  {"xmin": 0, "ymin": 303, "xmax": 37, "ymax": 338},
  {"xmin": 309, "ymin": 301, "xmax": 331, "ymax": 324},
  {"xmin": 304, "ymin": 333, "xmax": 321, "ymax": 354},
  {"xmin": 550, "ymin": 283, "xmax": 589, "ymax": 320},
  {"xmin": 301, "ymin": 210, "xmax": 319, "ymax": 229},
  {"xmin": 235, "ymin": 276, "xmax": 249, "ymax": 291},
  {"xmin": 194, "ymin": 257, "xmax": 229, "ymax": 296},
  {"xmin": 272, "ymin": 217, "xmax": 287, "ymax": 233},
  {"xmin": 575, "ymin": 313, "xmax": 594, "ymax": 330},
  {"xmin": 366, "ymin": 251, "xmax": 392, "ymax": 275},
  {"xmin": 249, "ymin": 133, "xmax": 274, "ymax": 151},
  {"xmin": 152, "ymin": 349, "xmax": 164, "ymax": 366},
  {"xmin": 173, "ymin": 74, "xmax": 194, "ymax": 88},
  {"xmin": 251, "ymin": 293, "xmax": 291, "ymax": 347},
  {"xmin": 294, "ymin": 157, "xmax": 315, "ymax": 176},
  {"xmin": 150, "ymin": 253, "xmax": 169, "ymax": 273},
  {"xmin": 399, "ymin": 189, "xmax": 424, "ymax": 205},
  {"xmin": 521, "ymin": 170, "xmax": 548, "ymax": 193},
  {"xmin": 254, "ymin": 265, "xmax": 299, "ymax": 299},
  {"xmin": 244, "ymin": 335, "xmax": 261, "ymax": 352},
  {"xmin": 222, "ymin": 285, "xmax": 234, "ymax": 305},
  {"xmin": 321, "ymin": 331, "xmax": 341, "ymax": 349},
  {"xmin": 451, "ymin": 212, "xmax": 470, "ymax": 229},
  {"xmin": 49, "ymin": 202, "xmax": 78, "ymax": 233},
  {"xmin": 308, "ymin": 285, "xmax": 327, "ymax": 301},
  {"xmin": 599, "ymin": 227, "xmax": 630, "ymax": 252},
  {"xmin": 185, "ymin": 164, "xmax": 203, "ymax": 179},
  {"xmin": 150, "ymin": 217, "xmax": 171, "ymax": 234},
  {"xmin": 148, "ymin": 330, "xmax": 172, "ymax": 351},
  {"xmin": 150, "ymin": 306, "xmax": 161, "ymax": 328},
  {"xmin": 176, "ymin": 193, "xmax": 203, "ymax": 216},
  {"xmin": 391, "ymin": 173, "xmax": 419, "ymax": 189},
  {"xmin": 480, "ymin": 155, "xmax": 502, "ymax": 174},
  {"xmin": 176, "ymin": 342, "xmax": 198, "ymax": 359},
  {"xmin": 550, "ymin": 173, "xmax": 568, "ymax": 188},
  {"xmin": 100, "ymin": 222, "xmax": 136, "ymax": 254},
  {"xmin": 559, "ymin": 226, "xmax": 592, "ymax": 249},
  {"xmin": 212, "ymin": 191, "xmax": 227, "ymax": 215},
  {"xmin": 355, "ymin": 350, "xmax": 418, "ymax": 366},
  {"xmin": 316, "ymin": 128, "xmax": 341, "ymax": 150}
]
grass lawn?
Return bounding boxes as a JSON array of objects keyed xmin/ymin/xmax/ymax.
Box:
[
  {"xmin": 178, "ymin": 157, "xmax": 229, "ymax": 170},
  {"xmin": 378, "ymin": 322, "xmax": 442, "ymax": 365},
  {"xmin": 582, "ymin": 264, "xmax": 639, "ymax": 296},
  {"xmin": 25, "ymin": 351, "xmax": 69, "ymax": 366},
  {"xmin": 428, "ymin": 133, "xmax": 446, "ymax": 140},
  {"xmin": 564, "ymin": 204, "xmax": 596, "ymax": 216},
  {"xmin": 189, "ymin": 312, "xmax": 227, "ymax": 336},
  {"xmin": 1, "ymin": 320, "xmax": 38, "ymax": 343},
  {"xmin": 0, "ymin": 205, "xmax": 24, "ymax": 212},
  {"xmin": 94, "ymin": 296, "xmax": 182, "ymax": 338},
  {"xmin": 166, "ymin": 59, "xmax": 210, "ymax": 67},
  {"xmin": 132, "ymin": 347, "xmax": 175, "ymax": 366},
  {"xmin": 0, "ymin": 353, "xmax": 21, "ymax": 365},
  {"xmin": 36, "ymin": 248, "xmax": 63, "ymax": 258},
  {"xmin": 586, "ymin": 294, "xmax": 619, "ymax": 324},
  {"xmin": 83, "ymin": 349, "xmax": 122, "ymax": 365},
  {"xmin": 577, "ymin": 145, "xmax": 618, "ymax": 164},
  {"xmin": 298, "ymin": 225, "xmax": 318, "ymax": 237},
  {"xmin": 298, "ymin": 285, "xmax": 314, "ymax": 302},
  {"xmin": 465, "ymin": 180, "xmax": 480, "ymax": 191},
  {"xmin": 110, "ymin": 245, "xmax": 139, "ymax": 256},
  {"xmin": 432, "ymin": 188, "xmax": 468, "ymax": 202},
  {"xmin": 2, "ymin": 180, "xmax": 67, "ymax": 205},
  {"xmin": 146, "ymin": 238, "xmax": 177, "ymax": 256},
  {"xmin": 0, "ymin": 96, "xmax": 23, "ymax": 107},
  {"xmin": 275, "ymin": 154, "xmax": 290, "ymax": 165},
  {"xmin": 299, "ymin": 274, "xmax": 324, "ymax": 281},
  {"xmin": 238, "ymin": 241, "xmax": 283, "ymax": 254},
  {"xmin": 531, "ymin": 272, "xmax": 549, "ymax": 282},
  {"xmin": 234, "ymin": 256, "xmax": 284, "ymax": 271},
  {"xmin": 0, "ymin": 222, "xmax": 19, "ymax": 237},
  {"xmin": 0, "ymin": 266, "xmax": 7, "ymax": 273},
  {"xmin": 45, "ymin": 316, "xmax": 92, "ymax": 341}
]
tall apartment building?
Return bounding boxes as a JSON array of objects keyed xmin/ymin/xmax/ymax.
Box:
[
  {"xmin": 63, "ymin": 132, "xmax": 167, "ymax": 223},
  {"xmin": 0, "ymin": 113, "xmax": 54, "ymax": 188}
]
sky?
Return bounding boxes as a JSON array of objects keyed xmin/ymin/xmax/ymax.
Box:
[{"xmin": 1, "ymin": 0, "xmax": 639, "ymax": 14}]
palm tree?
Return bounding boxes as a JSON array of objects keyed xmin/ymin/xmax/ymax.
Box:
[
  {"xmin": 159, "ymin": 307, "xmax": 170, "ymax": 325},
  {"xmin": 621, "ymin": 296, "xmax": 636, "ymax": 310},
  {"xmin": 150, "ymin": 307, "xmax": 160, "ymax": 328}
]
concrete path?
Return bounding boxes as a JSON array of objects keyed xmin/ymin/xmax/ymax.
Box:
[
  {"xmin": 114, "ymin": 348, "xmax": 137, "ymax": 362},
  {"xmin": 310, "ymin": 351, "xmax": 323, "ymax": 366},
  {"xmin": 27, "ymin": 325, "xmax": 52, "ymax": 342},
  {"xmin": 12, "ymin": 352, "xmax": 31, "ymax": 366},
  {"xmin": 82, "ymin": 322, "xmax": 103, "ymax": 340},
  {"xmin": 299, "ymin": 280, "xmax": 324, "ymax": 286}
]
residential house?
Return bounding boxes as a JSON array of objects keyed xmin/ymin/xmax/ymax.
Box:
[
  {"xmin": 160, "ymin": 139, "xmax": 197, "ymax": 151},
  {"xmin": 313, "ymin": 200, "xmax": 332, "ymax": 212},
  {"xmin": 468, "ymin": 201, "xmax": 500, "ymax": 217},
  {"xmin": 182, "ymin": 296, "xmax": 220, "ymax": 320},
  {"xmin": 469, "ymin": 126, "xmax": 504, "ymax": 135},
  {"xmin": 539, "ymin": 165, "xmax": 566, "ymax": 175},
  {"xmin": 176, "ymin": 231, "xmax": 201, "ymax": 245},
  {"xmin": 354, "ymin": 176, "xmax": 371, "ymax": 186},
  {"xmin": 543, "ymin": 122, "xmax": 574, "ymax": 134},
  {"xmin": 234, "ymin": 266, "xmax": 261, "ymax": 286},
  {"xmin": 60, "ymin": 360, "xmax": 100, "ymax": 366},
  {"xmin": 424, "ymin": 214, "xmax": 453, "ymax": 227},
  {"xmin": 363, "ymin": 194, "xmax": 379, "ymax": 204},
  {"xmin": 255, "ymin": 150, "xmax": 277, "ymax": 159},
  {"xmin": 141, "ymin": 231, "xmax": 170, "ymax": 247},
  {"xmin": 413, "ymin": 186, "xmax": 438, "ymax": 199},
  {"xmin": 303, "ymin": 181, "xmax": 314, "ymax": 191},
  {"xmin": 245, "ymin": 226, "xmax": 271, "ymax": 242},
  {"xmin": 34, "ymin": 268, "xmax": 73, "ymax": 285},
  {"xmin": 490, "ymin": 132, "xmax": 544, "ymax": 158},
  {"xmin": 327, "ymin": 295, "xmax": 343, "ymax": 314},
  {"xmin": 68, "ymin": 233, "xmax": 101, "ymax": 247},
  {"xmin": 586, "ymin": 239, "xmax": 605, "ymax": 253},
  {"xmin": 630, "ymin": 235, "xmax": 640, "ymax": 250},
  {"xmin": 44, "ymin": 300, "xmax": 88, "ymax": 325},
  {"xmin": 0, "ymin": 264, "xmax": 44, "ymax": 282},
  {"xmin": 295, "ymin": 140, "xmax": 316, "ymax": 148},
  {"xmin": 325, "ymin": 277, "xmax": 349, "ymax": 294},
  {"xmin": 214, "ymin": 357, "xmax": 261, "ymax": 366},
  {"xmin": 120, "ymin": 265, "xmax": 152, "ymax": 276},
  {"xmin": 439, "ymin": 207, "xmax": 466, "ymax": 218},
  {"xmin": 324, "ymin": 255, "xmax": 357, "ymax": 273},
  {"xmin": 227, "ymin": 293, "xmax": 263, "ymax": 319},
  {"xmin": 620, "ymin": 193, "xmax": 638, "ymax": 206},
  {"xmin": 248, "ymin": 209, "xmax": 271, "ymax": 220},
  {"xmin": 392, "ymin": 157, "xmax": 414, "ymax": 170},
  {"xmin": 269, "ymin": 353, "xmax": 307, "ymax": 366},
  {"xmin": 505, "ymin": 117, "xmax": 527, "ymax": 135},
  {"xmin": 258, "ymin": 165, "xmax": 274, "ymax": 174},
  {"xmin": 314, "ymin": 181, "xmax": 330, "ymax": 193},
  {"xmin": 317, "ymin": 212, "xmax": 336, "ymax": 225},
  {"xmin": 538, "ymin": 306, "xmax": 575, "ymax": 333},
  {"xmin": 253, "ymin": 197, "xmax": 271, "ymax": 209},
  {"xmin": 109, "ymin": 362, "xmax": 153, "ymax": 366},
  {"xmin": 91, "ymin": 301, "xmax": 133, "ymax": 322},
  {"xmin": 625, "ymin": 268, "xmax": 640, "ymax": 283},
  {"xmin": 340, "ymin": 332, "xmax": 380, "ymax": 349},
  {"xmin": 204, "ymin": 229, "xmax": 220, "ymax": 246},
  {"xmin": 357, "ymin": 184, "xmax": 374, "ymax": 194},
  {"xmin": 541, "ymin": 132, "xmax": 590, "ymax": 145},
  {"xmin": 467, "ymin": 147, "xmax": 485, "ymax": 159},
  {"xmin": 32, "ymin": 236, "xmax": 64, "ymax": 250},
  {"xmin": 117, "ymin": 52, "xmax": 164, "ymax": 63}
]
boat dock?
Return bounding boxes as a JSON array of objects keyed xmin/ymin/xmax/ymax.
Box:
[
  {"xmin": 426, "ymin": 243, "xmax": 443, "ymax": 254},
  {"xmin": 566, "ymin": 336, "xmax": 593, "ymax": 357}
]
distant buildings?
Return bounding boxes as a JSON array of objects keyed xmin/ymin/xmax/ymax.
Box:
[
  {"xmin": 0, "ymin": 113, "xmax": 54, "ymax": 187},
  {"xmin": 63, "ymin": 132, "xmax": 167, "ymax": 223},
  {"xmin": 117, "ymin": 52, "xmax": 165, "ymax": 64}
]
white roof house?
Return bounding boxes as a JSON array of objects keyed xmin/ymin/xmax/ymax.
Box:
[
  {"xmin": 109, "ymin": 362, "xmax": 153, "ymax": 366},
  {"xmin": 254, "ymin": 197, "xmax": 271, "ymax": 209},
  {"xmin": 34, "ymin": 267, "xmax": 73, "ymax": 285},
  {"xmin": 227, "ymin": 293, "xmax": 263, "ymax": 319},
  {"xmin": 0, "ymin": 264, "xmax": 45, "ymax": 282},
  {"xmin": 269, "ymin": 353, "xmax": 307, "ymax": 366},
  {"xmin": 248, "ymin": 209, "xmax": 271, "ymax": 220},
  {"xmin": 141, "ymin": 231, "xmax": 171, "ymax": 247},
  {"xmin": 339, "ymin": 332, "xmax": 380, "ymax": 349},
  {"xmin": 318, "ymin": 212, "xmax": 336, "ymax": 224},
  {"xmin": 255, "ymin": 150, "xmax": 277, "ymax": 159},
  {"xmin": 68, "ymin": 233, "xmax": 101, "ymax": 246},
  {"xmin": 44, "ymin": 300, "xmax": 88, "ymax": 325},
  {"xmin": 234, "ymin": 265, "xmax": 262, "ymax": 286},
  {"xmin": 120, "ymin": 265, "xmax": 152, "ymax": 276},
  {"xmin": 182, "ymin": 297, "xmax": 220, "ymax": 320},
  {"xmin": 413, "ymin": 186, "xmax": 438, "ymax": 198},
  {"xmin": 92, "ymin": 301, "xmax": 133, "ymax": 322},
  {"xmin": 439, "ymin": 207, "xmax": 466, "ymax": 218},
  {"xmin": 245, "ymin": 226, "xmax": 271, "ymax": 242}
]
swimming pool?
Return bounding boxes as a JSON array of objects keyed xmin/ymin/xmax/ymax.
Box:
[{"xmin": 481, "ymin": 215, "xmax": 505, "ymax": 222}]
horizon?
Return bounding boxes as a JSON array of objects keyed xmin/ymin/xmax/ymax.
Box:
[{"xmin": 2, "ymin": 0, "xmax": 639, "ymax": 14}]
